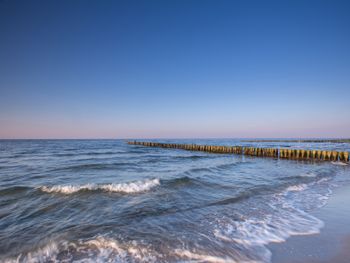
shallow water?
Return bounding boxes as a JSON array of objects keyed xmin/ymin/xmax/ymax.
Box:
[{"xmin": 0, "ymin": 139, "xmax": 349, "ymax": 262}]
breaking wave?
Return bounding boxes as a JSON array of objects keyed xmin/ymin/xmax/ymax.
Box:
[
  {"xmin": 3, "ymin": 241, "xmax": 60, "ymax": 263},
  {"xmin": 39, "ymin": 178, "xmax": 160, "ymax": 194},
  {"xmin": 3, "ymin": 236, "xmax": 163, "ymax": 263}
]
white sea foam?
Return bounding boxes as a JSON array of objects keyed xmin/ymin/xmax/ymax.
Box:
[
  {"xmin": 212, "ymin": 177, "xmax": 330, "ymax": 263},
  {"xmin": 40, "ymin": 184, "xmax": 95, "ymax": 194},
  {"xmin": 212, "ymin": 208, "xmax": 323, "ymax": 263},
  {"xmin": 316, "ymin": 177, "xmax": 330, "ymax": 184},
  {"xmin": 285, "ymin": 184, "xmax": 308, "ymax": 192},
  {"xmin": 173, "ymin": 249, "xmax": 249, "ymax": 263},
  {"xmin": 39, "ymin": 178, "xmax": 160, "ymax": 194},
  {"xmin": 82, "ymin": 237, "xmax": 158, "ymax": 262},
  {"xmin": 4, "ymin": 241, "xmax": 60, "ymax": 263},
  {"xmin": 3, "ymin": 237, "xmax": 160, "ymax": 263},
  {"xmin": 300, "ymin": 172, "xmax": 316, "ymax": 177},
  {"xmin": 331, "ymin": 161, "xmax": 348, "ymax": 166}
]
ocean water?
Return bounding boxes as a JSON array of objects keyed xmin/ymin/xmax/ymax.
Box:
[{"xmin": 0, "ymin": 139, "xmax": 349, "ymax": 263}]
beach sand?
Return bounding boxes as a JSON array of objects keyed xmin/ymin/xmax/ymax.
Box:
[{"xmin": 270, "ymin": 183, "xmax": 350, "ymax": 263}]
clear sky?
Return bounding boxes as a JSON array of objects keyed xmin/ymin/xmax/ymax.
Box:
[{"xmin": 1, "ymin": 0, "xmax": 349, "ymax": 139}]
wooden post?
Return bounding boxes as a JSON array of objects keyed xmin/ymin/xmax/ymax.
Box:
[
  {"xmin": 316, "ymin": 150, "xmax": 322, "ymax": 160},
  {"xmin": 331, "ymin": 151, "xmax": 338, "ymax": 161}
]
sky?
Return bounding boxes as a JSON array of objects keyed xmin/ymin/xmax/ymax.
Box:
[{"xmin": 0, "ymin": 0, "xmax": 349, "ymax": 139}]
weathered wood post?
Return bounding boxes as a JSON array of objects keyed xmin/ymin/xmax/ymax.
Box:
[
  {"xmin": 331, "ymin": 151, "xmax": 338, "ymax": 161},
  {"xmin": 340, "ymin": 151, "xmax": 349, "ymax": 162}
]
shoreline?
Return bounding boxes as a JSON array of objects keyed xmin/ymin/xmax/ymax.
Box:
[{"xmin": 269, "ymin": 182, "xmax": 350, "ymax": 263}]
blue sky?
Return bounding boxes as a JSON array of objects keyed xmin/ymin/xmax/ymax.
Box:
[{"xmin": 1, "ymin": 0, "xmax": 349, "ymax": 139}]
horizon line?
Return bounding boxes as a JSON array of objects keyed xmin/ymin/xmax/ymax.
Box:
[{"xmin": 1, "ymin": 137, "xmax": 350, "ymax": 140}]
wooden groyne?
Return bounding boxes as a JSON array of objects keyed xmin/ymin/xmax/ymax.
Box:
[
  {"xmin": 245, "ymin": 139, "xmax": 350, "ymax": 143},
  {"xmin": 127, "ymin": 141, "xmax": 349, "ymax": 163}
]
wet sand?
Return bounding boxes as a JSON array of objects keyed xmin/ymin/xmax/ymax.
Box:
[{"xmin": 270, "ymin": 183, "xmax": 350, "ymax": 263}]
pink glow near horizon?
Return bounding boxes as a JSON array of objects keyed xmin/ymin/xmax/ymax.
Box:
[{"xmin": 1, "ymin": 117, "xmax": 349, "ymax": 139}]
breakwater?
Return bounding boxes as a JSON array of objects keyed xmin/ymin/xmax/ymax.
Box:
[
  {"xmin": 127, "ymin": 141, "xmax": 349, "ymax": 163},
  {"xmin": 245, "ymin": 139, "xmax": 350, "ymax": 143}
]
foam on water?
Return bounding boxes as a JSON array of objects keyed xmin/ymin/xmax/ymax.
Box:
[
  {"xmin": 209, "ymin": 179, "xmax": 331, "ymax": 262},
  {"xmin": 331, "ymin": 161, "xmax": 348, "ymax": 166},
  {"xmin": 4, "ymin": 241, "xmax": 60, "ymax": 263},
  {"xmin": 5, "ymin": 236, "xmax": 257, "ymax": 263},
  {"xmin": 285, "ymin": 184, "xmax": 308, "ymax": 192},
  {"xmin": 173, "ymin": 249, "xmax": 246, "ymax": 263},
  {"xmin": 4, "ymin": 237, "xmax": 161, "ymax": 263},
  {"xmin": 299, "ymin": 172, "xmax": 316, "ymax": 177},
  {"xmin": 39, "ymin": 178, "xmax": 160, "ymax": 194}
]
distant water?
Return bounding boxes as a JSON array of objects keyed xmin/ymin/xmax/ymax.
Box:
[{"xmin": 0, "ymin": 139, "xmax": 349, "ymax": 263}]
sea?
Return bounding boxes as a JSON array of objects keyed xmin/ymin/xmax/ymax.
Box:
[{"xmin": 0, "ymin": 139, "xmax": 349, "ymax": 263}]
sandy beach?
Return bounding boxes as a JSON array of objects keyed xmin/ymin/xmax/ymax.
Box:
[{"xmin": 270, "ymin": 181, "xmax": 350, "ymax": 263}]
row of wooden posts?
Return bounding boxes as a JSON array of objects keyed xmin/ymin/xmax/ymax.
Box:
[{"xmin": 127, "ymin": 141, "xmax": 349, "ymax": 163}]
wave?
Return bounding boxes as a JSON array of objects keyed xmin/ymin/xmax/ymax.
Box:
[
  {"xmin": 82, "ymin": 236, "xmax": 160, "ymax": 262},
  {"xmin": 4, "ymin": 235, "xmax": 253, "ymax": 263},
  {"xmin": 3, "ymin": 240, "xmax": 60, "ymax": 263},
  {"xmin": 54, "ymin": 151, "xmax": 124, "ymax": 157},
  {"xmin": 165, "ymin": 176, "xmax": 194, "ymax": 187},
  {"xmin": 182, "ymin": 160, "xmax": 250, "ymax": 176},
  {"xmin": 85, "ymin": 151, "xmax": 123, "ymax": 155},
  {"xmin": 39, "ymin": 178, "xmax": 160, "ymax": 194},
  {"xmin": 51, "ymin": 153, "xmax": 76, "ymax": 157},
  {"xmin": 211, "ymin": 184, "xmax": 328, "ymax": 262},
  {"xmin": 3, "ymin": 236, "xmax": 161, "ymax": 263},
  {"xmin": 50, "ymin": 162, "xmax": 131, "ymax": 172},
  {"xmin": 214, "ymin": 207, "xmax": 323, "ymax": 249},
  {"xmin": 0, "ymin": 186, "xmax": 31, "ymax": 196},
  {"xmin": 52, "ymin": 151, "xmax": 123, "ymax": 157},
  {"xmin": 184, "ymin": 167, "xmax": 214, "ymax": 174},
  {"xmin": 174, "ymin": 155, "xmax": 212, "ymax": 160},
  {"xmin": 280, "ymin": 169, "xmax": 333, "ymax": 183},
  {"xmin": 213, "ymin": 162, "xmax": 243, "ymax": 170},
  {"xmin": 183, "ymin": 163, "xmax": 239, "ymax": 175}
]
